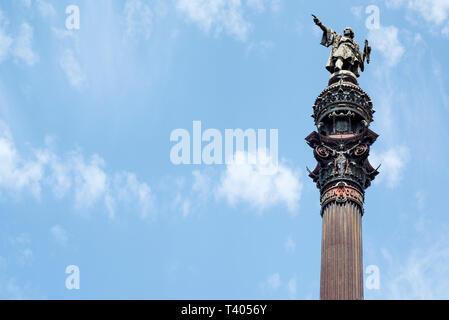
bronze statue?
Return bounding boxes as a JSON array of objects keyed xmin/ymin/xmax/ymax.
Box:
[{"xmin": 312, "ymin": 14, "xmax": 371, "ymax": 78}]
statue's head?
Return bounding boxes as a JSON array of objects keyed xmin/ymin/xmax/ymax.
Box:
[{"xmin": 343, "ymin": 27, "xmax": 354, "ymax": 39}]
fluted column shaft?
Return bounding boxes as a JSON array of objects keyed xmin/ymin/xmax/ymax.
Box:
[{"xmin": 320, "ymin": 202, "xmax": 363, "ymax": 300}]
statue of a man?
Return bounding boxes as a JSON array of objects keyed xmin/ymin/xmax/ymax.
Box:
[{"xmin": 313, "ymin": 15, "xmax": 370, "ymax": 78}]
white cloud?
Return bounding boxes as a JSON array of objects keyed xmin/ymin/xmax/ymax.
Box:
[
  {"xmin": 246, "ymin": 0, "xmax": 265, "ymax": 13},
  {"xmin": 181, "ymin": 198, "xmax": 191, "ymax": 217},
  {"xmin": 0, "ymin": 32, "xmax": 12, "ymax": 62},
  {"xmin": 9, "ymin": 235, "xmax": 34, "ymax": 267},
  {"xmin": 284, "ymin": 235, "xmax": 296, "ymax": 253},
  {"xmin": 73, "ymin": 154, "xmax": 107, "ymax": 207},
  {"xmin": 263, "ymin": 273, "xmax": 281, "ymax": 290},
  {"xmin": 110, "ymin": 172, "xmax": 154, "ymax": 219},
  {"xmin": 442, "ymin": 20, "xmax": 449, "ymax": 37},
  {"xmin": 415, "ymin": 191, "xmax": 425, "ymax": 210},
  {"xmin": 59, "ymin": 49, "xmax": 86, "ymax": 89},
  {"xmin": 51, "ymin": 28, "xmax": 86, "ymax": 89},
  {"xmin": 9, "ymin": 233, "xmax": 31, "ymax": 246},
  {"xmin": 383, "ymin": 238, "xmax": 449, "ymax": 299},
  {"xmin": 20, "ymin": 0, "xmax": 56, "ymax": 17},
  {"xmin": 350, "ymin": 6, "xmax": 363, "ymax": 19},
  {"xmin": 0, "ymin": 252, "xmax": 42, "ymax": 298},
  {"xmin": 217, "ymin": 150, "xmax": 302, "ymax": 214},
  {"xmin": 385, "ymin": 0, "xmax": 405, "ymax": 9},
  {"xmin": 36, "ymin": 0, "xmax": 56, "ymax": 18},
  {"xmin": 0, "ymin": 121, "xmax": 155, "ymax": 220},
  {"xmin": 124, "ymin": 0, "xmax": 153, "ymax": 40},
  {"xmin": 246, "ymin": 0, "xmax": 281, "ymax": 14},
  {"xmin": 369, "ymin": 146, "xmax": 409, "ymax": 188},
  {"xmin": 270, "ymin": 0, "xmax": 281, "ymax": 13},
  {"xmin": 12, "ymin": 23, "xmax": 38, "ymax": 66},
  {"xmin": 192, "ymin": 169, "xmax": 211, "ymax": 201},
  {"xmin": 171, "ymin": 170, "xmax": 210, "ymax": 217},
  {"xmin": 21, "ymin": 0, "xmax": 32, "ymax": 7},
  {"xmin": 52, "ymin": 28, "xmax": 76, "ymax": 40},
  {"xmin": 17, "ymin": 249, "xmax": 33, "ymax": 267},
  {"xmin": 245, "ymin": 40, "xmax": 274, "ymax": 57},
  {"xmin": 176, "ymin": 0, "xmax": 251, "ymax": 41},
  {"xmin": 173, "ymin": 192, "xmax": 191, "ymax": 217},
  {"xmin": 0, "ymin": 123, "xmax": 45, "ymax": 198},
  {"xmin": 172, "ymin": 151, "xmax": 301, "ymax": 217},
  {"xmin": 0, "ymin": 11, "xmax": 38, "ymax": 66},
  {"xmin": 0, "ymin": 12, "xmax": 12, "ymax": 63},
  {"xmin": 407, "ymin": 0, "xmax": 449, "ymax": 25},
  {"xmin": 50, "ymin": 225, "xmax": 68, "ymax": 246},
  {"xmin": 46, "ymin": 153, "xmax": 72, "ymax": 198},
  {"xmin": 0, "ymin": 278, "xmax": 28, "ymax": 299},
  {"xmin": 287, "ymin": 276, "xmax": 296, "ymax": 299},
  {"xmin": 368, "ymin": 25, "xmax": 405, "ymax": 67},
  {"xmin": 385, "ymin": 0, "xmax": 449, "ymax": 35}
]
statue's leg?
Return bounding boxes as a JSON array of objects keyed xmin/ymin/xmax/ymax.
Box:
[
  {"xmin": 335, "ymin": 58, "xmax": 343, "ymax": 72},
  {"xmin": 353, "ymin": 63, "xmax": 360, "ymax": 77}
]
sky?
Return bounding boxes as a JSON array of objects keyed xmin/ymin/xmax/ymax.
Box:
[{"xmin": 0, "ymin": 0, "xmax": 449, "ymax": 300}]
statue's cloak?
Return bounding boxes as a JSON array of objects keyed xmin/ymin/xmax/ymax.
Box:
[{"xmin": 320, "ymin": 27, "xmax": 363, "ymax": 74}]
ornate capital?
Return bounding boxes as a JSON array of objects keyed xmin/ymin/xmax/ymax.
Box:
[{"xmin": 306, "ymin": 74, "xmax": 378, "ymax": 213}]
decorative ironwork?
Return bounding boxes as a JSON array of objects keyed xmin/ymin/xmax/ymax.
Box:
[
  {"xmin": 312, "ymin": 82, "xmax": 375, "ymax": 126},
  {"xmin": 306, "ymin": 73, "xmax": 379, "ymax": 215},
  {"xmin": 320, "ymin": 182, "xmax": 364, "ymax": 211}
]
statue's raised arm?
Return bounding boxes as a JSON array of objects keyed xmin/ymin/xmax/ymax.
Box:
[
  {"xmin": 312, "ymin": 14, "xmax": 326, "ymax": 32},
  {"xmin": 312, "ymin": 14, "xmax": 336, "ymax": 49}
]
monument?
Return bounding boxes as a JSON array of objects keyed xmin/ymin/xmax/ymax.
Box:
[{"xmin": 306, "ymin": 15, "xmax": 378, "ymax": 300}]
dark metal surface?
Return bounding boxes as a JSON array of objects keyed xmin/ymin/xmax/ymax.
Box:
[{"xmin": 306, "ymin": 60, "xmax": 378, "ymax": 299}]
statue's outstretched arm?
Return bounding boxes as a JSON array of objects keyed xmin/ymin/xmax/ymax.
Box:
[{"xmin": 312, "ymin": 14, "xmax": 327, "ymax": 32}]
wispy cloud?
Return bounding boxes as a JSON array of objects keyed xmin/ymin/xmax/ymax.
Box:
[
  {"xmin": 50, "ymin": 225, "xmax": 68, "ymax": 246},
  {"xmin": 287, "ymin": 276, "xmax": 296, "ymax": 299},
  {"xmin": 0, "ymin": 12, "xmax": 38, "ymax": 66},
  {"xmin": 247, "ymin": 0, "xmax": 265, "ymax": 13},
  {"xmin": 51, "ymin": 27, "xmax": 86, "ymax": 90},
  {"xmin": 0, "ymin": 12, "xmax": 12, "ymax": 63},
  {"xmin": 368, "ymin": 25, "xmax": 404, "ymax": 67},
  {"xmin": 370, "ymin": 146, "xmax": 409, "ymax": 188},
  {"xmin": 407, "ymin": 0, "xmax": 449, "ymax": 25},
  {"xmin": 176, "ymin": 0, "xmax": 252, "ymax": 41},
  {"xmin": 17, "ymin": 249, "xmax": 33, "ymax": 267},
  {"xmin": 217, "ymin": 150, "xmax": 302, "ymax": 214},
  {"xmin": 108, "ymin": 172, "xmax": 154, "ymax": 219},
  {"xmin": 245, "ymin": 40, "xmax": 274, "ymax": 57},
  {"xmin": 59, "ymin": 49, "xmax": 86, "ymax": 89},
  {"xmin": 170, "ymin": 170, "xmax": 211, "ymax": 217},
  {"xmin": 284, "ymin": 235, "xmax": 296, "ymax": 253},
  {"xmin": 36, "ymin": 0, "xmax": 56, "ymax": 18},
  {"xmin": 168, "ymin": 149, "xmax": 301, "ymax": 217},
  {"xmin": 12, "ymin": 23, "xmax": 38, "ymax": 65},
  {"xmin": 0, "ymin": 233, "xmax": 41, "ymax": 299},
  {"xmin": 385, "ymin": 0, "xmax": 449, "ymax": 36},
  {"xmin": 0, "ymin": 120, "xmax": 155, "ymax": 220},
  {"xmin": 350, "ymin": 6, "xmax": 363, "ymax": 19},
  {"xmin": 124, "ymin": 0, "xmax": 153, "ymax": 40},
  {"xmin": 0, "ymin": 278, "xmax": 34, "ymax": 299},
  {"xmin": 260, "ymin": 272, "xmax": 281, "ymax": 291},
  {"xmin": 73, "ymin": 154, "xmax": 107, "ymax": 207},
  {"xmin": 382, "ymin": 235, "xmax": 449, "ymax": 299},
  {"xmin": 0, "ymin": 122, "xmax": 46, "ymax": 198},
  {"xmin": 8, "ymin": 233, "xmax": 33, "ymax": 267}
]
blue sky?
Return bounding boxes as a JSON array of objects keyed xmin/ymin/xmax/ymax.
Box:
[{"xmin": 0, "ymin": 0, "xmax": 449, "ymax": 299}]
